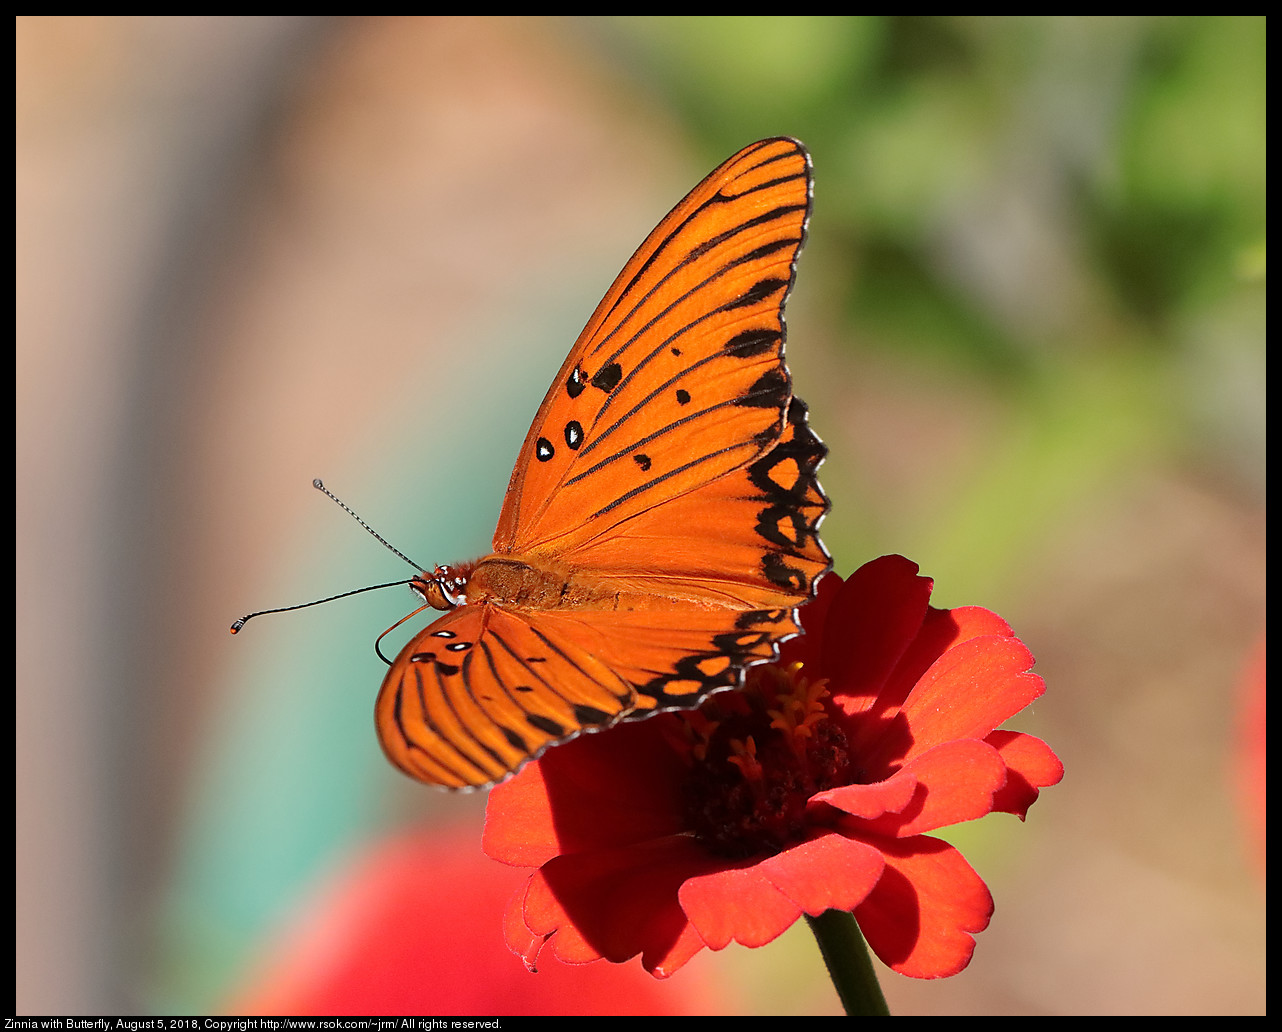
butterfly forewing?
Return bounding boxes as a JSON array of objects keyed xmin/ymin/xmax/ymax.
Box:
[{"xmin": 494, "ymin": 137, "xmax": 813, "ymax": 558}]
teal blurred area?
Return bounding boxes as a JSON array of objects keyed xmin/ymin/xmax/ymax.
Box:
[{"xmin": 17, "ymin": 17, "xmax": 1263, "ymax": 1015}]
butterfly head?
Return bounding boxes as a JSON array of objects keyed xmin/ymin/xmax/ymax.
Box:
[{"xmin": 411, "ymin": 563, "xmax": 473, "ymax": 610}]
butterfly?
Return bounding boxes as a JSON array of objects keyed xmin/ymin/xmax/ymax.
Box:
[{"xmin": 377, "ymin": 137, "xmax": 830, "ymax": 789}]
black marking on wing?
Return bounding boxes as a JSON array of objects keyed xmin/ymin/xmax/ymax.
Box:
[
  {"xmin": 749, "ymin": 396, "xmax": 829, "ymax": 591},
  {"xmin": 719, "ymin": 275, "xmax": 789, "ymax": 312},
  {"xmin": 527, "ymin": 714, "xmax": 564, "ymax": 736},
  {"xmin": 574, "ymin": 703, "xmax": 614, "ymax": 725},
  {"xmin": 724, "ymin": 328, "xmax": 781, "ymax": 358},
  {"xmin": 591, "ymin": 362, "xmax": 623, "ymax": 392},
  {"xmin": 734, "ymin": 368, "xmax": 789, "ymax": 409}
]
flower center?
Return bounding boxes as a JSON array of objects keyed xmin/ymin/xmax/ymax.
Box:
[{"xmin": 680, "ymin": 662, "xmax": 850, "ymax": 859}]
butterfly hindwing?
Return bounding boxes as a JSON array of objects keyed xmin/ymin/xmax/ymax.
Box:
[
  {"xmin": 376, "ymin": 605, "xmax": 636, "ymax": 789},
  {"xmin": 376, "ymin": 584, "xmax": 805, "ymax": 789}
]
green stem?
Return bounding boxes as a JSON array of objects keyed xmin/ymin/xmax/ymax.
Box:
[{"xmin": 805, "ymin": 909, "xmax": 891, "ymax": 1016}]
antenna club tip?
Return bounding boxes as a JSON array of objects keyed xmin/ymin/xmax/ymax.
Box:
[
  {"xmin": 230, "ymin": 618, "xmax": 247, "ymax": 634},
  {"xmin": 312, "ymin": 478, "xmax": 325, "ymax": 490}
]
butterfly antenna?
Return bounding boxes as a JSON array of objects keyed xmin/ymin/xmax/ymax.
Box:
[
  {"xmin": 229, "ymin": 479, "xmax": 428, "ymax": 635},
  {"xmin": 230, "ymin": 579, "xmax": 415, "ymax": 634},
  {"xmin": 311, "ymin": 478, "xmax": 426, "ymax": 572}
]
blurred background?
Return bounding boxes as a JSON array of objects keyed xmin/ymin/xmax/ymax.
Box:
[{"xmin": 16, "ymin": 16, "xmax": 1264, "ymax": 1015}]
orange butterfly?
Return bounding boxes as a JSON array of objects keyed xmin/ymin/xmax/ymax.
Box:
[{"xmin": 377, "ymin": 137, "xmax": 830, "ymax": 789}]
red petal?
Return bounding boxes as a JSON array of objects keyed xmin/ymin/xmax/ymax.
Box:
[
  {"xmin": 853, "ymin": 739, "xmax": 1008, "ymax": 837},
  {"xmin": 865, "ymin": 635, "xmax": 1044, "ymax": 773},
  {"xmin": 679, "ymin": 862, "xmax": 803, "ymax": 950},
  {"xmin": 502, "ymin": 879, "xmax": 547, "ymax": 972},
  {"xmin": 853, "ymin": 833, "xmax": 993, "ymax": 979},
  {"xmin": 516, "ymin": 836, "xmax": 715, "ymax": 974},
  {"xmin": 927, "ymin": 604, "xmax": 1015, "ymax": 647},
  {"xmin": 822, "ymin": 556, "xmax": 933, "ymax": 715},
  {"xmin": 644, "ymin": 924, "xmax": 719, "ymax": 980},
  {"xmin": 843, "ymin": 598, "xmax": 1019, "ymax": 761},
  {"xmin": 809, "ymin": 769, "xmax": 918, "ymax": 819},
  {"xmin": 866, "ymin": 605, "xmax": 1014, "ymax": 719},
  {"xmin": 486, "ymin": 763, "xmax": 564, "ymax": 868},
  {"xmin": 777, "ymin": 568, "xmax": 843, "ymax": 668},
  {"xmin": 986, "ymin": 730, "xmax": 1065, "ymax": 819},
  {"xmin": 484, "ymin": 718, "xmax": 687, "ymax": 866},
  {"xmin": 755, "ymin": 831, "xmax": 886, "ymax": 913}
]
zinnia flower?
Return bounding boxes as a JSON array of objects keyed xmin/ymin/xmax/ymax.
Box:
[{"xmin": 484, "ymin": 554, "xmax": 1063, "ymax": 982}]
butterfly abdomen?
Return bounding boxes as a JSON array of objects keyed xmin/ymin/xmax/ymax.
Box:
[
  {"xmin": 466, "ymin": 554, "xmax": 752, "ymax": 614},
  {"xmin": 465, "ymin": 554, "xmax": 636, "ymax": 610}
]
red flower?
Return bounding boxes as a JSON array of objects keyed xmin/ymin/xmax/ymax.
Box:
[{"xmin": 484, "ymin": 555, "xmax": 1063, "ymax": 980}]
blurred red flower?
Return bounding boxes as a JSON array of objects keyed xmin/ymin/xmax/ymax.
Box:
[
  {"xmin": 232, "ymin": 825, "xmax": 726, "ymax": 1014},
  {"xmin": 1234, "ymin": 633, "xmax": 1265, "ymax": 876},
  {"xmin": 485, "ymin": 555, "xmax": 1063, "ymax": 980}
]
